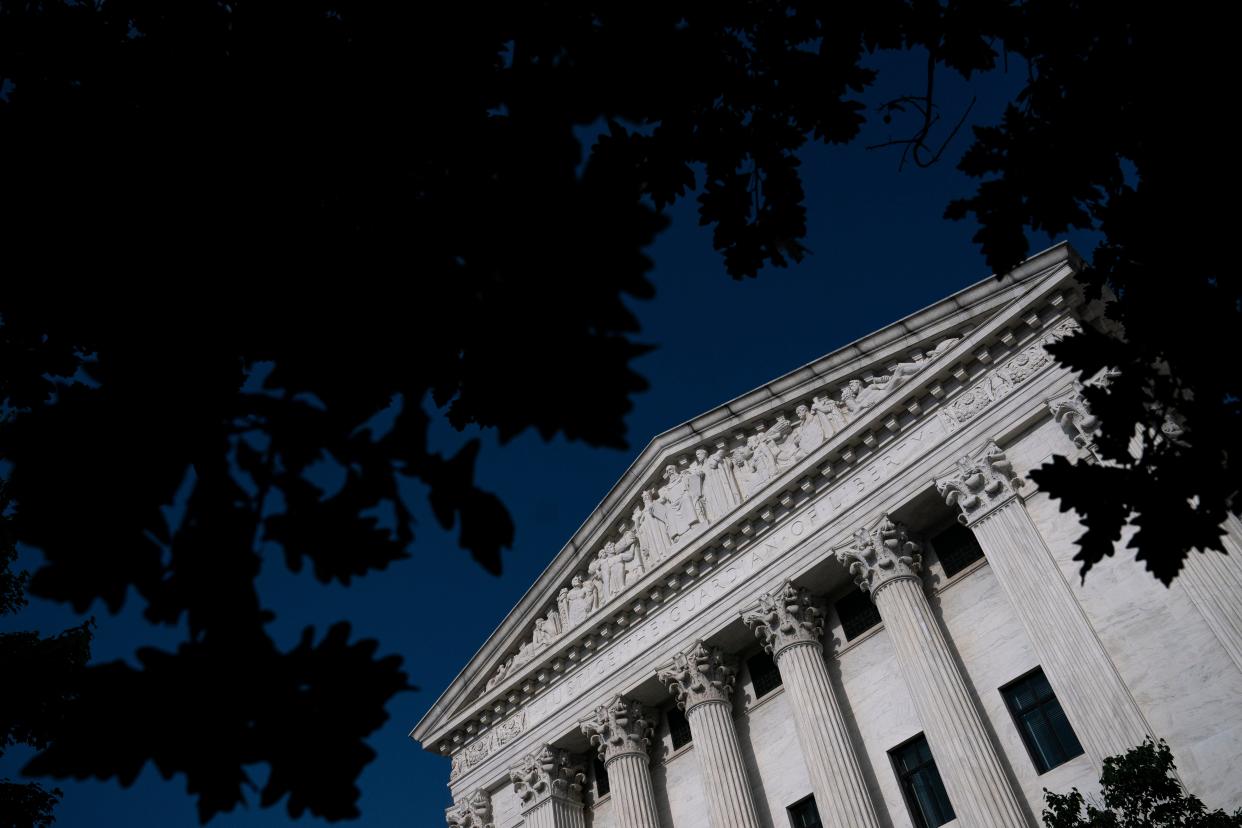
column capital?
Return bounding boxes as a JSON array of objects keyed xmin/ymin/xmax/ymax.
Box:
[
  {"xmin": 445, "ymin": 789, "xmax": 494, "ymax": 828},
  {"xmin": 836, "ymin": 514, "xmax": 922, "ymax": 598},
  {"xmin": 741, "ymin": 580, "xmax": 825, "ymax": 660},
  {"xmin": 935, "ymin": 440, "xmax": 1023, "ymax": 525},
  {"xmin": 508, "ymin": 745, "xmax": 585, "ymax": 810},
  {"xmin": 581, "ymin": 695, "xmax": 655, "ymax": 764},
  {"xmin": 656, "ymin": 641, "xmax": 738, "ymax": 712},
  {"xmin": 1047, "ymin": 383, "xmax": 1101, "ymax": 462}
]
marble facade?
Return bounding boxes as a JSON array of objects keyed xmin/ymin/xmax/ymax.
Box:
[{"xmin": 413, "ymin": 243, "xmax": 1242, "ymax": 828}]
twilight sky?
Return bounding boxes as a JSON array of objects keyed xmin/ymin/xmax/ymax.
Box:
[{"xmin": 0, "ymin": 48, "xmax": 1099, "ymax": 826}]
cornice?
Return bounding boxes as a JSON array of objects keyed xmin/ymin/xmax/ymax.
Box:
[{"xmin": 413, "ymin": 243, "xmax": 1082, "ymax": 750}]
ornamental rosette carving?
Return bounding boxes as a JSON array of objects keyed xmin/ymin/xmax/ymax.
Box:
[
  {"xmin": 741, "ymin": 580, "xmax": 824, "ymax": 659},
  {"xmin": 580, "ymin": 695, "xmax": 655, "ymax": 763},
  {"xmin": 935, "ymin": 440, "xmax": 1023, "ymax": 525},
  {"xmin": 445, "ymin": 789, "xmax": 494, "ymax": 828},
  {"xmin": 656, "ymin": 641, "xmax": 738, "ymax": 712},
  {"xmin": 836, "ymin": 514, "xmax": 922, "ymax": 598},
  {"xmin": 508, "ymin": 745, "xmax": 585, "ymax": 808}
]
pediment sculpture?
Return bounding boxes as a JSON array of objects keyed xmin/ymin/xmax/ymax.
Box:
[{"xmin": 482, "ymin": 336, "xmax": 961, "ymax": 692}]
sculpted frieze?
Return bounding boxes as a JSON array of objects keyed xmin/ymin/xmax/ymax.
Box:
[{"xmin": 483, "ymin": 335, "xmax": 964, "ymax": 687}]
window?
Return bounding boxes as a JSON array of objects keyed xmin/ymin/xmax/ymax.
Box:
[
  {"xmin": 592, "ymin": 754, "xmax": 610, "ymax": 798},
  {"xmin": 748, "ymin": 651, "xmax": 783, "ymax": 699},
  {"xmin": 787, "ymin": 795, "xmax": 823, "ymax": 828},
  {"xmin": 836, "ymin": 588, "xmax": 881, "ymax": 641},
  {"xmin": 667, "ymin": 706, "xmax": 692, "ymax": 750},
  {"xmin": 931, "ymin": 523, "xmax": 985, "ymax": 578},
  {"xmin": 891, "ymin": 734, "xmax": 956, "ymax": 828},
  {"xmin": 1002, "ymin": 668, "xmax": 1085, "ymax": 774}
]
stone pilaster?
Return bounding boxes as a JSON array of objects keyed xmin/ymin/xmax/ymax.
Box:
[
  {"xmin": 1180, "ymin": 514, "xmax": 1242, "ymax": 675},
  {"xmin": 657, "ymin": 642, "xmax": 761, "ymax": 828},
  {"xmin": 742, "ymin": 581, "xmax": 881, "ymax": 828},
  {"xmin": 838, "ymin": 516, "xmax": 1029, "ymax": 828},
  {"xmin": 936, "ymin": 440, "xmax": 1152, "ymax": 768},
  {"xmin": 580, "ymin": 696, "xmax": 661, "ymax": 828},
  {"xmin": 508, "ymin": 745, "xmax": 586, "ymax": 828},
  {"xmin": 445, "ymin": 789, "xmax": 494, "ymax": 828}
]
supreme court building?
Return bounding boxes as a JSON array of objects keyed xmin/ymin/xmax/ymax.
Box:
[{"xmin": 412, "ymin": 243, "xmax": 1242, "ymax": 828}]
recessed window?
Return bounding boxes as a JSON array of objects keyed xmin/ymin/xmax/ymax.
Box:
[
  {"xmin": 891, "ymin": 734, "xmax": 956, "ymax": 828},
  {"xmin": 667, "ymin": 706, "xmax": 693, "ymax": 750},
  {"xmin": 592, "ymin": 754, "xmax": 610, "ymax": 798},
  {"xmin": 787, "ymin": 794, "xmax": 823, "ymax": 828},
  {"xmin": 748, "ymin": 651, "xmax": 783, "ymax": 699},
  {"xmin": 931, "ymin": 523, "xmax": 985, "ymax": 578},
  {"xmin": 836, "ymin": 588, "xmax": 881, "ymax": 641},
  {"xmin": 1001, "ymin": 668, "xmax": 1085, "ymax": 774}
]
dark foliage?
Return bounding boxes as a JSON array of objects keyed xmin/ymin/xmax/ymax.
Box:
[
  {"xmin": 0, "ymin": 0, "xmax": 1235, "ymax": 821},
  {"xmin": 1041, "ymin": 739, "xmax": 1242, "ymax": 827},
  {"xmin": 0, "ymin": 492, "xmax": 88, "ymax": 828},
  {"xmin": 947, "ymin": 3, "xmax": 1239, "ymax": 585},
  {"xmin": 0, "ymin": 781, "xmax": 62, "ymax": 828}
]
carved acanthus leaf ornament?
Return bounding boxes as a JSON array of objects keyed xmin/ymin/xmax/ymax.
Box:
[
  {"xmin": 656, "ymin": 641, "xmax": 738, "ymax": 712},
  {"xmin": 837, "ymin": 514, "xmax": 922, "ymax": 598},
  {"xmin": 741, "ymin": 580, "xmax": 824, "ymax": 658},
  {"xmin": 580, "ymin": 695, "xmax": 654, "ymax": 762},
  {"xmin": 508, "ymin": 745, "xmax": 585, "ymax": 807}
]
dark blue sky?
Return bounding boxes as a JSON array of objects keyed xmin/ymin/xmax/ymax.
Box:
[{"xmin": 1, "ymin": 49, "xmax": 1099, "ymax": 826}]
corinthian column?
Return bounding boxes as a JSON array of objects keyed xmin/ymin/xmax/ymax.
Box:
[
  {"xmin": 581, "ymin": 696, "xmax": 662, "ymax": 828},
  {"xmin": 508, "ymin": 746, "xmax": 586, "ymax": 828},
  {"xmin": 936, "ymin": 440, "xmax": 1151, "ymax": 766},
  {"xmin": 741, "ymin": 581, "xmax": 880, "ymax": 828},
  {"xmin": 656, "ymin": 642, "xmax": 761, "ymax": 828},
  {"xmin": 838, "ymin": 516, "xmax": 1028, "ymax": 828},
  {"xmin": 445, "ymin": 789, "xmax": 494, "ymax": 828}
]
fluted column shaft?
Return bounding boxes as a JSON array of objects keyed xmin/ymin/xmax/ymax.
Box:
[
  {"xmin": 520, "ymin": 796, "xmax": 585, "ymax": 828},
  {"xmin": 581, "ymin": 696, "xmax": 661, "ymax": 828},
  {"xmin": 684, "ymin": 699, "xmax": 763, "ymax": 828},
  {"xmin": 604, "ymin": 751, "xmax": 662, "ymax": 828},
  {"xmin": 1180, "ymin": 515, "xmax": 1242, "ymax": 674},
  {"xmin": 969, "ymin": 500, "xmax": 1151, "ymax": 764},
  {"xmin": 774, "ymin": 640, "xmax": 881, "ymax": 828},
  {"xmin": 742, "ymin": 580, "xmax": 879, "ymax": 828},
  {"xmin": 874, "ymin": 575, "xmax": 1029, "ymax": 828}
]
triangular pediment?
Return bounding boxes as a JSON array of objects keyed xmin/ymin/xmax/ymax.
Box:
[{"xmin": 412, "ymin": 242, "xmax": 1085, "ymax": 752}]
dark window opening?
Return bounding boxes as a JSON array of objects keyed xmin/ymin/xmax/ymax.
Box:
[
  {"xmin": 931, "ymin": 522, "xmax": 985, "ymax": 578},
  {"xmin": 1001, "ymin": 668, "xmax": 1085, "ymax": 774},
  {"xmin": 836, "ymin": 588, "xmax": 881, "ymax": 641},
  {"xmin": 667, "ymin": 706, "xmax": 692, "ymax": 750},
  {"xmin": 748, "ymin": 651, "xmax": 783, "ymax": 699},
  {"xmin": 787, "ymin": 794, "xmax": 823, "ymax": 828},
  {"xmin": 592, "ymin": 754, "xmax": 610, "ymax": 798},
  {"xmin": 891, "ymin": 734, "xmax": 956, "ymax": 828}
]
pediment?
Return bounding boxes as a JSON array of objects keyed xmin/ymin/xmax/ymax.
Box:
[{"xmin": 412, "ymin": 242, "xmax": 1085, "ymax": 753}]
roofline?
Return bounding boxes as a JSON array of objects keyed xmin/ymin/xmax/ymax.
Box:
[{"xmin": 411, "ymin": 240, "xmax": 1081, "ymax": 741}]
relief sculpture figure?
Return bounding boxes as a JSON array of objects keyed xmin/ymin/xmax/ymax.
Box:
[
  {"xmin": 697, "ymin": 447, "xmax": 739, "ymax": 521},
  {"xmin": 658, "ymin": 465, "xmax": 701, "ymax": 541},
  {"xmin": 557, "ymin": 574, "xmax": 600, "ymax": 630},
  {"xmin": 855, "ymin": 336, "xmax": 960, "ymax": 408},
  {"xmin": 604, "ymin": 540, "xmax": 631, "ymax": 599},
  {"xmin": 614, "ymin": 520, "xmax": 645, "ymax": 584},
  {"xmin": 633, "ymin": 490, "xmax": 671, "ymax": 565},
  {"xmin": 730, "ymin": 442, "xmax": 766, "ymax": 498}
]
